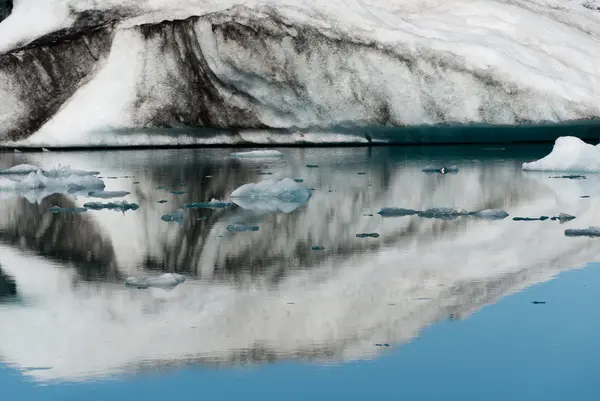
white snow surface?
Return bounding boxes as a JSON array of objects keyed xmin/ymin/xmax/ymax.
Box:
[
  {"xmin": 1, "ymin": 1, "xmax": 600, "ymax": 146},
  {"xmin": 523, "ymin": 136, "xmax": 600, "ymax": 172}
]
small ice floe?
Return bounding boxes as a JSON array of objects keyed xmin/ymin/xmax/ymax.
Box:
[
  {"xmin": 88, "ymin": 190, "xmax": 130, "ymax": 199},
  {"xmin": 378, "ymin": 207, "xmax": 509, "ymax": 220},
  {"xmin": 523, "ymin": 136, "xmax": 600, "ymax": 172},
  {"xmin": 50, "ymin": 206, "xmax": 87, "ymax": 214},
  {"xmin": 377, "ymin": 208, "xmax": 419, "ymax": 217},
  {"xmin": 422, "ymin": 166, "xmax": 459, "ymax": 174},
  {"xmin": 418, "ymin": 208, "xmax": 470, "ymax": 220},
  {"xmin": 42, "ymin": 148, "xmax": 50, "ymax": 152},
  {"xmin": 311, "ymin": 246, "xmax": 325, "ymax": 251},
  {"xmin": 157, "ymin": 200, "xmax": 168, "ymax": 203},
  {"xmin": 184, "ymin": 199, "xmax": 234, "ymax": 209},
  {"xmin": 469, "ymin": 209, "xmax": 510, "ymax": 220},
  {"xmin": 356, "ymin": 233, "xmax": 380, "ymax": 238},
  {"xmin": 230, "ymin": 178, "xmax": 311, "ymax": 213},
  {"xmin": 84, "ymin": 200, "xmax": 139, "ymax": 211},
  {"xmin": 161, "ymin": 209, "xmax": 184, "ymax": 223},
  {"xmin": 550, "ymin": 213, "xmax": 576, "ymax": 223},
  {"xmin": 550, "ymin": 175, "xmax": 586, "ymax": 179},
  {"xmin": 170, "ymin": 190, "xmax": 186, "ymax": 195},
  {"xmin": 564, "ymin": 227, "xmax": 600, "ymax": 237},
  {"xmin": 306, "ymin": 164, "xmax": 319, "ymax": 168},
  {"xmin": 231, "ymin": 150, "xmax": 283, "ymax": 158},
  {"xmin": 226, "ymin": 224, "xmax": 259, "ymax": 232},
  {"xmin": 513, "ymin": 216, "xmax": 549, "ymax": 221},
  {"xmin": 125, "ymin": 273, "xmax": 186, "ymax": 290}
]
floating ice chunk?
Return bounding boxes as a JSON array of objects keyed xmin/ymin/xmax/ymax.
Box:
[
  {"xmin": 564, "ymin": 227, "xmax": 600, "ymax": 237},
  {"xmin": 157, "ymin": 200, "xmax": 168, "ymax": 203},
  {"xmin": 41, "ymin": 148, "xmax": 50, "ymax": 152},
  {"xmin": 170, "ymin": 190, "xmax": 186, "ymax": 195},
  {"xmin": 43, "ymin": 165, "xmax": 101, "ymax": 177},
  {"xmin": 312, "ymin": 246, "xmax": 325, "ymax": 251},
  {"xmin": 356, "ymin": 233, "xmax": 380, "ymax": 238},
  {"xmin": 226, "ymin": 224, "xmax": 259, "ymax": 232},
  {"xmin": 422, "ymin": 166, "xmax": 459, "ymax": 174},
  {"xmin": 551, "ymin": 213, "xmax": 576, "ymax": 222},
  {"xmin": 378, "ymin": 208, "xmax": 419, "ymax": 217},
  {"xmin": 469, "ymin": 209, "xmax": 509, "ymax": 220},
  {"xmin": 418, "ymin": 208, "xmax": 470, "ymax": 220},
  {"xmin": 231, "ymin": 178, "xmax": 311, "ymax": 213},
  {"xmin": 513, "ymin": 216, "xmax": 550, "ymax": 221},
  {"xmin": 0, "ymin": 170, "xmax": 104, "ymax": 193},
  {"xmin": 84, "ymin": 200, "xmax": 139, "ymax": 211},
  {"xmin": 88, "ymin": 190, "xmax": 130, "ymax": 199},
  {"xmin": 125, "ymin": 273, "xmax": 186, "ymax": 290},
  {"xmin": 161, "ymin": 209, "xmax": 184, "ymax": 223},
  {"xmin": 0, "ymin": 164, "xmax": 41, "ymax": 175},
  {"xmin": 184, "ymin": 199, "xmax": 234, "ymax": 209},
  {"xmin": 231, "ymin": 150, "xmax": 283, "ymax": 158},
  {"xmin": 50, "ymin": 206, "xmax": 87, "ymax": 214},
  {"xmin": 523, "ymin": 137, "xmax": 600, "ymax": 172}
]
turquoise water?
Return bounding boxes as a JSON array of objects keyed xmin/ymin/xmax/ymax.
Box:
[{"xmin": 1, "ymin": 144, "xmax": 599, "ymax": 400}]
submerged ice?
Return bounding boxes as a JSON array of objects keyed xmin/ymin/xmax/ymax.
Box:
[{"xmin": 1, "ymin": 1, "xmax": 600, "ymax": 146}]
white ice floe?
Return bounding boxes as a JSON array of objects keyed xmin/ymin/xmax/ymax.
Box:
[
  {"xmin": 230, "ymin": 178, "xmax": 312, "ymax": 213},
  {"xmin": 125, "ymin": 273, "xmax": 186, "ymax": 289},
  {"xmin": 523, "ymin": 136, "xmax": 600, "ymax": 172},
  {"xmin": 231, "ymin": 150, "xmax": 283, "ymax": 158}
]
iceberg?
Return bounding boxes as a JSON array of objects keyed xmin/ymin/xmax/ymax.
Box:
[
  {"xmin": 523, "ymin": 137, "xmax": 600, "ymax": 172},
  {"xmin": 230, "ymin": 178, "xmax": 312, "ymax": 213},
  {"xmin": 2, "ymin": 1, "xmax": 600, "ymax": 147},
  {"xmin": 125, "ymin": 273, "xmax": 186, "ymax": 290},
  {"xmin": 0, "ymin": 169, "xmax": 105, "ymax": 194}
]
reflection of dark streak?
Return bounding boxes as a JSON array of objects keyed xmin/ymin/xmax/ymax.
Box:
[{"xmin": 0, "ymin": 194, "xmax": 120, "ymax": 281}]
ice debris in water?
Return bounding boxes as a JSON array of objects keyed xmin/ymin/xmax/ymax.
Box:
[
  {"xmin": 125, "ymin": 273, "xmax": 186, "ymax": 290},
  {"xmin": 230, "ymin": 178, "xmax": 311, "ymax": 213},
  {"xmin": 88, "ymin": 190, "xmax": 130, "ymax": 199},
  {"xmin": 312, "ymin": 246, "xmax": 325, "ymax": 251},
  {"xmin": 84, "ymin": 200, "xmax": 139, "ymax": 211},
  {"xmin": 551, "ymin": 175, "xmax": 586, "ymax": 179},
  {"xmin": 231, "ymin": 150, "xmax": 283, "ymax": 158},
  {"xmin": 513, "ymin": 216, "xmax": 550, "ymax": 221},
  {"xmin": 227, "ymin": 224, "xmax": 260, "ymax": 232},
  {"xmin": 0, "ymin": 169, "xmax": 104, "ymax": 193},
  {"xmin": 356, "ymin": 233, "xmax": 380, "ymax": 238},
  {"xmin": 523, "ymin": 137, "xmax": 600, "ymax": 172},
  {"xmin": 184, "ymin": 199, "xmax": 234, "ymax": 209},
  {"xmin": 377, "ymin": 208, "xmax": 419, "ymax": 217},
  {"xmin": 422, "ymin": 166, "xmax": 459, "ymax": 174},
  {"xmin": 157, "ymin": 200, "xmax": 168, "ymax": 203},
  {"xmin": 161, "ymin": 209, "xmax": 184, "ymax": 223},
  {"xmin": 469, "ymin": 209, "xmax": 510, "ymax": 220},
  {"xmin": 565, "ymin": 227, "xmax": 600, "ymax": 237},
  {"xmin": 170, "ymin": 190, "xmax": 186, "ymax": 195},
  {"xmin": 550, "ymin": 213, "xmax": 576, "ymax": 222},
  {"xmin": 0, "ymin": 164, "xmax": 99, "ymax": 177},
  {"xmin": 378, "ymin": 207, "xmax": 509, "ymax": 220},
  {"xmin": 50, "ymin": 206, "xmax": 87, "ymax": 214},
  {"xmin": 418, "ymin": 208, "xmax": 470, "ymax": 220}
]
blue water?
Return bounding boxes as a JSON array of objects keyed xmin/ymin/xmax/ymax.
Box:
[
  {"xmin": 3, "ymin": 265, "xmax": 598, "ymax": 401},
  {"xmin": 1, "ymin": 145, "xmax": 600, "ymax": 400}
]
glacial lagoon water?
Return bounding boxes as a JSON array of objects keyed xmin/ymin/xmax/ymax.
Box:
[{"xmin": 1, "ymin": 144, "xmax": 600, "ymax": 400}]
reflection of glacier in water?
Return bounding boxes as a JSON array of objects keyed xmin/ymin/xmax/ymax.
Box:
[{"xmin": 1, "ymin": 147, "xmax": 600, "ymax": 382}]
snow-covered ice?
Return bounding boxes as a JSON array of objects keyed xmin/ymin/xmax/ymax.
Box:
[
  {"xmin": 523, "ymin": 136, "xmax": 600, "ymax": 172},
  {"xmin": 2, "ymin": 1, "xmax": 600, "ymax": 146},
  {"xmin": 230, "ymin": 178, "xmax": 312, "ymax": 213}
]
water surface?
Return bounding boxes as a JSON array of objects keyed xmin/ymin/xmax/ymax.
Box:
[{"xmin": 0, "ymin": 145, "xmax": 599, "ymax": 400}]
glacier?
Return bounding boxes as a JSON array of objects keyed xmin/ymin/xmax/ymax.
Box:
[{"xmin": 1, "ymin": 0, "xmax": 600, "ymax": 147}]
